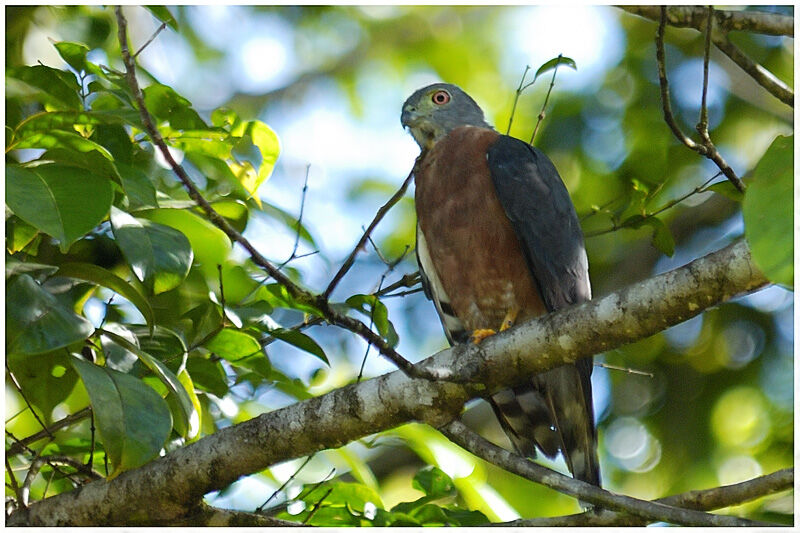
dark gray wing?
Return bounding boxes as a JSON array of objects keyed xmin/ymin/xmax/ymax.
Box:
[
  {"xmin": 487, "ymin": 135, "xmax": 590, "ymax": 310},
  {"xmin": 486, "ymin": 134, "xmax": 600, "ymax": 486}
]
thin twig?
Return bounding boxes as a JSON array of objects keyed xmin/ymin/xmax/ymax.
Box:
[
  {"xmin": 279, "ymin": 165, "xmax": 312, "ymax": 270},
  {"xmin": 594, "ymin": 362, "xmax": 654, "ymax": 378},
  {"xmin": 503, "ymin": 467, "xmax": 793, "ymax": 526},
  {"xmin": 302, "ymin": 487, "xmax": 333, "ymax": 524},
  {"xmin": 133, "ymin": 21, "xmax": 167, "ymax": 59},
  {"xmin": 6, "ymin": 407, "xmax": 91, "ymax": 457},
  {"xmin": 255, "ymin": 454, "xmax": 315, "ymax": 513},
  {"xmin": 114, "ymin": 7, "xmax": 443, "ymax": 383},
  {"xmin": 530, "ymin": 54, "xmax": 562, "ymax": 145},
  {"xmin": 441, "ymin": 420, "xmax": 772, "ymax": 527},
  {"xmin": 506, "ymin": 65, "xmax": 530, "ymax": 134},
  {"xmin": 5, "ymin": 456, "xmax": 22, "ymax": 507},
  {"xmin": 585, "ymin": 171, "xmax": 722, "ymax": 237},
  {"xmin": 323, "ymin": 169, "xmax": 415, "ymax": 299},
  {"xmin": 5, "ymin": 362, "xmax": 51, "ymax": 437},
  {"xmin": 696, "ymin": 6, "xmax": 713, "ymax": 139}
]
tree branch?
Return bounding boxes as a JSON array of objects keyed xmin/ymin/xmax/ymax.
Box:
[
  {"xmin": 7, "ymin": 239, "xmax": 769, "ymax": 526},
  {"xmin": 655, "ymin": 7, "xmax": 745, "ymax": 193},
  {"xmin": 619, "ymin": 5, "xmax": 794, "ymax": 37},
  {"xmin": 711, "ymin": 33, "xmax": 794, "ymax": 107},
  {"xmin": 323, "ymin": 169, "xmax": 415, "ymax": 299},
  {"xmin": 440, "ymin": 420, "xmax": 772, "ymax": 527},
  {"xmin": 503, "ymin": 468, "xmax": 793, "ymax": 526},
  {"xmin": 623, "ymin": 5, "xmax": 794, "ymax": 107},
  {"xmin": 6, "ymin": 407, "xmax": 91, "ymax": 457}
]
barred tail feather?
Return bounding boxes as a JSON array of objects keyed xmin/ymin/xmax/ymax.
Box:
[{"xmin": 490, "ymin": 359, "xmax": 600, "ymax": 486}]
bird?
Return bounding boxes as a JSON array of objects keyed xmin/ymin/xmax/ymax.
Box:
[{"xmin": 401, "ymin": 82, "xmax": 600, "ymax": 486}]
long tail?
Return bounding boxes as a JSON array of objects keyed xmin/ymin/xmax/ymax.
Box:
[{"xmin": 489, "ymin": 358, "xmax": 600, "ymax": 485}]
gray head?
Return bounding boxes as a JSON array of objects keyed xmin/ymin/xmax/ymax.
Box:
[{"xmin": 401, "ymin": 83, "xmax": 492, "ymax": 150}]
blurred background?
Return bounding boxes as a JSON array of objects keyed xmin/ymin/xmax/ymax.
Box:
[{"xmin": 6, "ymin": 5, "xmax": 793, "ymax": 522}]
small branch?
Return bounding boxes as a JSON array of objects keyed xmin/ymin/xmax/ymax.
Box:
[
  {"xmin": 530, "ymin": 54, "xmax": 562, "ymax": 145},
  {"xmin": 655, "ymin": 7, "xmax": 745, "ymax": 193},
  {"xmin": 278, "ymin": 164, "xmax": 312, "ymax": 270},
  {"xmin": 303, "ymin": 487, "xmax": 333, "ymax": 524},
  {"xmin": 503, "ymin": 468, "xmax": 793, "ymax": 526},
  {"xmin": 506, "ymin": 65, "xmax": 530, "ymax": 134},
  {"xmin": 696, "ymin": 6, "xmax": 713, "ymax": 139},
  {"xmin": 618, "ymin": 6, "xmax": 794, "ymax": 37},
  {"xmin": 255, "ymin": 454, "xmax": 314, "ymax": 513},
  {"xmin": 712, "ymin": 33, "xmax": 794, "ymax": 107},
  {"xmin": 5, "ymin": 456, "xmax": 22, "ymax": 507},
  {"xmin": 585, "ymin": 172, "xmax": 722, "ymax": 237},
  {"xmin": 323, "ymin": 169, "xmax": 415, "ymax": 300},
  {"xmin": 5, "ymin": 362, "xmax": 51, "ymax": 437},
  {"xmin": 595, "ymin": 362, "xmax": 653, "ymax": 378},
  {"xmin": 440, "ymin": 420, "xmax": 771, "ymax": 527},
  {"xmin": 132, "ymin": 21, "xmax": 167, "ymax": 59},
  {"xmin": 6, "ymin": 408, "xmax": 91, "ymax": 457}
]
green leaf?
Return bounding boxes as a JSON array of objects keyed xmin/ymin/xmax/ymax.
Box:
[
  {"xmin": 145, "ymin": 6, "xmax": 179, "ymax": 30},
  {"xmin": 101, "ymin": 329, "xmax": 198, "ymax": 439},
  {"xmin": 6, "ymin": 164, "xmax": 113, "ymax": 253},
  {"xmin": 70, "ymin": 356, "xmax": 172, "ymax": 477},
  {"xmin": 345, "ymin": 294, "xmax": 400, "ymax": 347},
  {"xmin": 743, "ymin": 135, "xmax": 793, "ymax": 288},
  {"xmin": 186, "ymin": 356, "xmax": 229, "ymax": 398},
  {"xmin": 532, "ymin": 55, "xmax": 577, "ymax": 84},
  {"xmin": 10, "ymin": 129, "xmax": 113, "ymax": 161},
  {"xmin": 165, "ymin": 129, "xmax": 232, "ymax": 159},
  {"xmin": 7, "ymin": 65, "xmax": 81, "ymax": 110},
  {"xmin": 55, "ymin": 262, "xmax": 155, "ymax": 332},
  {"xmin": 110, "ymin": 207, "xmax": 193, "ymax": 294},
  {"xmin": 412, "ymin": 466, "xmax": 455, "ymax": 498},
  {"xmin": 230, "ymin": 120, "xmax": 281, "ymax": 199},
  {"xmin": 117, "ymin": 162, "xmax": 158, "ymax": 210},
  {"xmin": 261, "ymin": 283, "xmax": 323, "ymax": 317},
  {"xmin": 706, "ymin": 180, "xmax": 744, "ymax": 202},
  {"xmin": 175, "ymin": 367, "xmax": 203, "ymax": 440},
  {"xmin": 207, "ymin": 199, "xmax": 249, "ymax": 233},
  {"xmin": 138, "ymin": 208, "xmax": 231, "ymax": 278},
  {"xmin": 441, "ymin": 508, "xmax": 490, "ymax": 526},
  {"xmin": 143, "ymin": 83, "xmax": 207, "ymax": 130},
  {"xmin": 268, "ymin": 328, "xmax": 328, "ymax": 365},
  {"xmin": 130, "ymin": 324, "xmax": 187, "ymax": 369},
  {"xmin": 6, "ymin": 216, "xmax": 39, "ymax": 253},
  {"xmin": 6, "ymin": 274, "xmax": 94, "ymax": 356},
  {"xmin": 205, "ymin": 328, "xmax": 262, "ymax": 361},
  {"xmin": 5, "ymin": 257, "xmax": 58, "ymax": 279},
  {"xmin": 643, "ymin": 217, "xmax": 675, "ymax": 257},
  {"xmin": 53, "ymin": 41, "xmax": 90, "ymax": 72},
  {"xmin": 7, "ymin": 350, "xmax": 79, "ymax": 422}
]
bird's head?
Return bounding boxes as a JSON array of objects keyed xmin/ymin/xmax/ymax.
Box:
[{"xmin": 401, "ymin": 83, "xmax": 491, "ymax": 150}]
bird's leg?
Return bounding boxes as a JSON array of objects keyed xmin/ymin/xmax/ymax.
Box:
[{"xmin": 471, "ymin": 307, "xmax": 520, "ymax": 344}]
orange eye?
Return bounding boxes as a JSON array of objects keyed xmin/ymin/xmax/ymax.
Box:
[{"xmin": 431, "ymin": 90, "xmax": 450, "ymax": 105}]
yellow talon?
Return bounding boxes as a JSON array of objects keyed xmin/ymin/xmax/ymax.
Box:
[
  {"xmin": 499, "ymin": 307, "xmax": 519, "ymax": 332},
  {"xmin": 471, "ymin": 328, "xmax": 496, "ymax": 344}
]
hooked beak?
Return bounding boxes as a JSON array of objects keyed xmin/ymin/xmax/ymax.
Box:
[{"xmin": 401, "ymin": 107, "xmax": 420, "ymax": 129}]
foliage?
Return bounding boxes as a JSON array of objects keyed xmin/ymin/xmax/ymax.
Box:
[{"xmin": 5, "ymin": 5, "xmax": 793, "ymax": 526}]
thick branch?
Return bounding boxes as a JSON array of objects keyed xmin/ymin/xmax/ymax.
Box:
[
  {"xmin": 504, "ymin": 468, "xmax": 793, "ymax": 526},
  {"xmin": 441, "ymin": 421, "xmax": 771, "ymax": 527},
  {"xmin": 619, "ymin": 5, "xmax": 794, "ymax": 37},
  {"xmin": 7, "ymin": 239, "xmax": 768, "ymax": 526}
]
